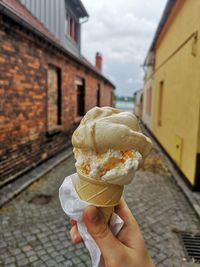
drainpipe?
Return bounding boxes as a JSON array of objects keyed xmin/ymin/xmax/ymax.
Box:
[{"xmin": 79, "ymin": 16, "xmax": 89, "ymax": 54}]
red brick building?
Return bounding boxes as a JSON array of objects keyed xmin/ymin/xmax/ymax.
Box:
[{"xmin": 0, "ymin": 0, "xmax": 115, "ymax": 185}]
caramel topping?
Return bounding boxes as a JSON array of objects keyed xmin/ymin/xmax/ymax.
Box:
[
  {"xmin": 81, "ymin": 161, "xmax": 90, "ymax": 175},
  {"xmin": 121, "ymin": 150, "xmax": 135, "ymax": 160},
  {"xmin": 80, "ymin": 150, "xmax": 135, "ymax": 177},
  {"xmin": 104, "ymin": 157, "xmax": 124, "ymax": 172}
]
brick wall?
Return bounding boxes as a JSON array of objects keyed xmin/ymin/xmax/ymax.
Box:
[
  {"xmin": 47, "ymin": 65, "xmax": 59, "ymax": 131},
  {"xmin": 0, "ymin": 15, "xmax": 114, "ymax": 184}
]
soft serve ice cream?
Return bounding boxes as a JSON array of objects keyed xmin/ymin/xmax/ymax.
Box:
[
  {"xmin": 74, "ymin": 148, "xmax": 142, "ymax": 185},
  {"xmin": 72, "ymin": 106, "xmax": 152, "ymax": 186},
  {"xmin": 71, "ymin": 106, "xmax": 152, "ymax": 222}
]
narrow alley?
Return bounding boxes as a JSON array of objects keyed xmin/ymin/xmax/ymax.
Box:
[{"xmin": 0, "ymin": 146, "xmax": 199, "ymax": 267}]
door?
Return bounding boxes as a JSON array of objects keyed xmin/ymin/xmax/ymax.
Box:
[{"xmin": 75, "ymin": 77, "xmax": 85, "ymax": 117}]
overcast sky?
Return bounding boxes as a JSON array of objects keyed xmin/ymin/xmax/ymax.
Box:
[{"xmin": 81, "ymin": 0, "xmax": 168, "ymax": 96}]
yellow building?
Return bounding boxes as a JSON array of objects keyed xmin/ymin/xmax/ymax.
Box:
[
  {"xmin": 143, "ymin": 0, "xmax": 200, "ymax": 189},
  {"xmin": 142, "ymin": 52, "xmax": 155, "ymax": 129}
]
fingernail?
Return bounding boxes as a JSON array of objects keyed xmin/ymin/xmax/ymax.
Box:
[{"xmin": 87, "ymin": 207, "xmax": 100, "ymax": 223}]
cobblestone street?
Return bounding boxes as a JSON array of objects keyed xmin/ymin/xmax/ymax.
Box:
[{"xmin": 0, "ymin": 149, "xmax": 200, "ymax": 267}]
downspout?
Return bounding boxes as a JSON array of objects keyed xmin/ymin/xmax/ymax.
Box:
[{"xmin": 79, "ymin": 16, "xmax": 89, "ymax": 54}]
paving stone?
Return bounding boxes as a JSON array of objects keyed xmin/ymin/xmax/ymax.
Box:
[
  {"xmin": 62, "ymin": 260, "xmax": 73, "ymax": 267},
  {"xmin": 80, "ymin": 254, "xmax": 90, "ymax": 262},
  {"xmin": 55, "ymin": 255, "xmax": 65, "ymax": 263},
  {"xmin": 5, "ymin": 264, "xmax": 17, "ymax": 267},
  {"xmin": 51, "ymin": 251, "xmax": 59, "ymax": 258},
  {"xmin": 4, "ymin": 257, "xmax": 15, "ymax": 264},
  {"xmin": 16, "ymin": 253, "xmax": 26, "ymax": 261},
  {"xmin": 72, "ymin": 256, "xmax": 81, "ymax": 264},
  {"xmin": 75, "ymin": 249, "xmax": 83, "ymax": 256},
  {"xmin": 32, "ymin": 260, "xmax": 46, "ymax": 267},
  {"xmin": 46, "ymin": 247, "xmax": 54, "ymax": 253},
  {"xmin": 29, "ymin": 255, "xmax": 38, "ymax": 263},
  {"xmin": 46, "ymin": 259, "xmax": 57, "ymax": 267},
  {"xmin": 41, "ymin": 254, "xmax": 50, "ymax": 262},
  {"xmin": 0, "ymin": 153, "xmax": 200, "ymax": 267},
  {"xmin": 11, "ymin": 248, "xmax": 21, "ymax": 256},
  {"xmin": 0, "ymin": 241, "xmax": 7, "ymax": 248},
  {"xmin": 22, "ymin": 245, "xmax": 32, "ymax": 252},
  {"xmin": 16, "ymin": 258, "xmax": 29, "ymax": 266},
  {"xmin": 77, "ymin": 263, "xmax": 86, "ymax": 267},
  {"xmin": 65, "ymin": 251, "xmax": 74, "ymax": 258},
  {"xmin": 26, "ymin": 250, "xmax": 36, "ymax": 257}
]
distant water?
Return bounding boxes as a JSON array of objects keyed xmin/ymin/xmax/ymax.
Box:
[{"xmin": 115, "ymin": 101, "xmax": 134, "ymax": 112}]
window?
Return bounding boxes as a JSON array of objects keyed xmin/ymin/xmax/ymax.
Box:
[
  {"xmin": 149, "ymin": 87, "xmax": 152, "ymax": 115},
  {"xmin": 146, "ymin": 88, "xmax": 149, "ymax": 114},
  {"xmin": 110, "ymin": 90, "xmax": 114, "ymax": 106},
  {"xmin": 75, "ymin": 77, "xmax": 85, "ymax": 117},
  {"xmin": 74, "ymin": 22, "xmax": 78, "ymax": 42},
  {"xmin": 158, "ymin": 81, "xmax": 164, "ymax": 126},
  {"xmin": 96, "ymin": 84, "xmax": 101, "ymax": 107},
  {"xmin": 47, "ymin": 65, "xmax": 62, "ymax": 132},
  {"xmin": 70, "ymin": 17, "xmax": 73, "ymax": 37},
  {"xmin": 146, "ymin": 87, "xmax": 152, "ymax": 115},
  {"xmin": 66, "ymin": 13, "xmax": 79, "ymax": 43}
]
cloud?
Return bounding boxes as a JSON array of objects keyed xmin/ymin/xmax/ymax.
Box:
[
  {"xmin": 127, "ymin": 78, "xmax": 134, "ymax": 84},
  {"xmin": 81, "ymin": 0, "xmax": 168, "ymax": 96}
]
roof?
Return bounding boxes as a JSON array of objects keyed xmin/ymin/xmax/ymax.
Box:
[
  {"xmin": 144, "ymin": 0, "xmax": 176, "ymax": 65},
  {"xmin": 81, "ymin": 56, "xmax": 115, "ymax": 86},
  {"xmin": 73, "ymin": 0, "xmax": 89, "ymax": 18},
  {"xmin": 0, "ymin": 0, "xmax": 62, "ymax": 45},
  {"xmin": 150, "ymin": 0, "xmax": 176, "ymax": 51},
  {"xmin": 0, "ymin": 0, "xmax": 115, "ymax": 88},
  {"xmin": 81, "ymin": 56, "xmax": 103, "ymax": 77}
]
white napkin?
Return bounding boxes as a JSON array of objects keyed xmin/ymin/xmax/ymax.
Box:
[{"xmin": 59, "ymin": 173, "xmax": 124, "ymax": 267}]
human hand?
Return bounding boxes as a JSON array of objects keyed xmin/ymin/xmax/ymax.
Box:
[{"xmin": 70, "ymin": 198, "xmax": 155, "ymax": 267}]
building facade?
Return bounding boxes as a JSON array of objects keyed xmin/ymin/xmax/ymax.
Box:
[
  {"xmin": 134, "ymin": 89, "xmax": 143, "ymax": 119},
  {"xmin": 142, "ymin": 52, "xmax": 155, "ymax": 129},
  {"xmin": 143, "ymin": 0, "xmax": 200, "ymax": 189},
  {"xmin": 19, "ymin": 0, "xmax": 88, "ymax": 57},
  {"xmin": 0, "ymin": 0, "xmax": 115, "ymax": 185}
]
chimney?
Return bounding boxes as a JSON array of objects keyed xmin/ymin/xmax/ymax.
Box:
[{"xmin": 95, "ymin": 52, "xmax": 102, "ymax": 71}]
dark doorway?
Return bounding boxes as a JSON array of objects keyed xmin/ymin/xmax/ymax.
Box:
[
  {"xmin": 77, "ymin": 81, "xmax": 85, "ymax": 116},
  {"xmin": 97, "ymin": 83, "xmax": 101, "ymax": 107},
  {"xmin": 57, "ymin": 68, "xmax": 62, "ymax": 125},
  {"xmin": 195, "ymin": 154, "xmax": 200, "ymax": 190}
]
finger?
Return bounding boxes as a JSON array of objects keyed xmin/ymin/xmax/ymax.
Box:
[
  {"xmin": 115, "ymin": 198, "xmax": 139, "ymax": 228},
  {"xmin": 83, "ymin": 206, "xmax": 123, "ymax": 260},
  {"xmin": 70, "ymin": 225, "xmax": 82, "ymax": 244},
  {"xmin": 115, "ymin": 198, "xmax": 144, "ymax": 248},
  {"xmin": 70, "ymin": 219, "xmax": 77, "ymax": 226}
]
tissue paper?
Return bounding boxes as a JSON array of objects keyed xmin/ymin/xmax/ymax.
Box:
[{"xmin": 59, "ymin": 174, "xmax": 124, "ymax": 267}]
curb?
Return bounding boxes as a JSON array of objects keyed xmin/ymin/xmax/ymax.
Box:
[
  {"xmin": 160, "ymin": 154, "xmax": 200, "ymax": 219},
  {"xmin": 142, "ymin": 124, "xmax": 200, "ymax": 220},
  {"xmin": 0, "ymin": 148, "xmax": 73, "ymax": 208}
]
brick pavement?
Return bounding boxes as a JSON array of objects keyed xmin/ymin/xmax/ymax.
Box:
[{"xmin": 0, "ymin": 150, "xmax": 200, "ymax": 267}]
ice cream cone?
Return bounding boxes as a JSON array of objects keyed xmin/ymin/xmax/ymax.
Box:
[{"xmin": 75, "ymin": 170, "xmax": 124, "ymax": 222}]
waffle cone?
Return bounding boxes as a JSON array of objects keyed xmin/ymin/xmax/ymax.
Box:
[{"xmin": 75, "ymin": 170, "xmax": 124, "ymax": 222}]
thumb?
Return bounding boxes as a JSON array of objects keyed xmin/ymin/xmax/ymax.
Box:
[{"xmin": 83, "ymin": 206, "xmax": 122, "ymax": 259}]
